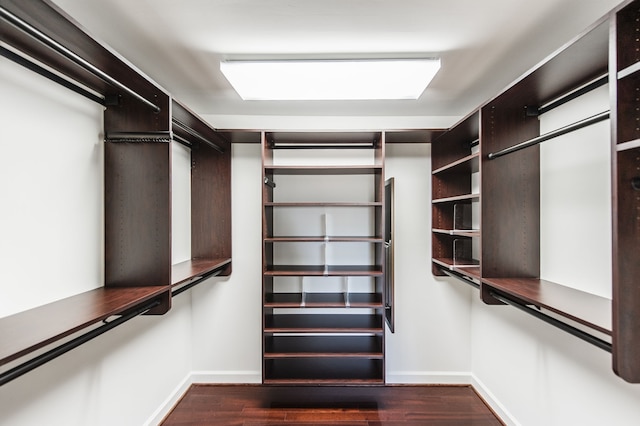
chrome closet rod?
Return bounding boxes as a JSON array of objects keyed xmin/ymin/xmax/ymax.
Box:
[
  {"xmin": 0, "ymin": 6, "xmax": 161, "ymax": 113},
  {"xmin": 487, "ymin": 110, "xmax": 610, "ymax": 159},
  {"xmin": 172, "ymin": 119, "xmax": 224, "ymax": 153}
]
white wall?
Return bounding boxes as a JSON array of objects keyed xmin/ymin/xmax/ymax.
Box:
[
  {"xmin": 385, "ymin": 143, "xmax": 472, "ymax": 383},
  {"xmin": 0, "ymin": 54, "xmax": 195, "ymax": 426},
  {"xmin": 470, "ymin": 84, "xmax": 640, "ymax": 425}
]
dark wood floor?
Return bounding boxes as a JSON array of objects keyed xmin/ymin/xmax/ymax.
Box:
[{"xmin": 160, "ymin": 384, "xmax": 504, "ymax": 425}]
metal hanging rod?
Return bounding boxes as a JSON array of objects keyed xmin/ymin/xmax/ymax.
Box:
[
  {"xmin": 172, "ymin": 269, "xmax": 223, "ymax": 297},
  {"xmin": 0, "ymin": 298, "xmax": 161, "ymax": 387},
  {"xmin": 489, "ymin": 291, "xmax": 612, "ymax": 353},
  {"xmin": 441, "ymin": 268, "xmax": 480, "ymax": 289},
  {"xmin": 487, "ymin": 110, "xmax": 610, "ymax": 160},
  {"xmin": 172, "ymin": 119, "xmax": 224, "ymax": 153},
  {"xmin": 0, "ymin": 6, "xmax": 161, "ymax": 113},
  {"xmin": 537, "ymin": 74, "xmax": 609, "ymax": 116},
  {"xmin": 0, "ymin": 45, "xmax": 105, "ymax": 105}
]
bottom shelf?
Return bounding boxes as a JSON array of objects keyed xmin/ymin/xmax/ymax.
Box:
[
  {"xmin": 264, "ymin": 335, "xmax": 383, "ymax": 358},
  {"xmin": 264, "ymin": 358, "xmax": 384, "ymax": 385}
]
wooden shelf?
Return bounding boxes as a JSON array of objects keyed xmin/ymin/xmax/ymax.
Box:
[
  {"xmin": 264, "ymin": 335, "xmax": 383, "ymax": 358},
  {"xmin": 432, "ymin": 258, "xmax": 481, "ymax": 281},
  {"xmin": 264, "ymin": 314, "xmax": 384, "ymax": 333},
  {"xmin": 265, "ymin": 265, "xmax": 383, "ymax": 276},
  {"xmin": 432, "ymin": 193, "xmax": 480, "ymax": 204},
  {"xmin": 265, "ymin": 165, "xmax": 382, "ymax": 175},
  {"xmin": 171, "ymin": 258, "xmax": 232, "ymax": 286},
  {"xmin": 265, "ymin": 236, "xmax": 383, "ymax": 242},
  {"xmin": 432, "ymin": 229, "xmax": 480, "ymax": 238},
  {"xmin": 0, "ymin": 286, "xmax": 168, "ymax": 366},
  {"xmin": 432, "ymin": 153, "xmax": 480, "ymax": 175},
  {"xmin": 264, "ymin": 293, "xmax": 383, "ymax": 308},
  {"xmin": 264, "ymin": 358, "xmax": 384, "ymax": 384},
  {"xmin": 481, "ymin": 277, "xmax": 611, "ymax": 335}
]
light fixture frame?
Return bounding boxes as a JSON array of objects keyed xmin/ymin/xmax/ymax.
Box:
[{"xmin": 220, "ymin": 58, "xmax": 441, "ymax": 101}]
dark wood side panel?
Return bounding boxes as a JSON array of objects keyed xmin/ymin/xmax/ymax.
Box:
[
  {"xmin": 105, "ymin": 142, "xmax": 171, "ymax": 288},
  {"xmin": 191, "ymin": 140, "xmax": 232, "ymax": 275},
  {"xmin": 612, "ymin": 147, "xmax": 640, "ymax": 381},
  {"xmin": 480, "ymin": 101, "xmax": 540, "ymax": 302}
]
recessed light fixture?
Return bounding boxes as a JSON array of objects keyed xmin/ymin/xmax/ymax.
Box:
[{"xmin": 220, "ymin": 58, "xmax": 441, "ymax": 101}]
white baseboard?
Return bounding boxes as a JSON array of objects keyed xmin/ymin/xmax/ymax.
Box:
[
  {"xmin": 385, "ymin": 370, "xmax": 472, "ymax": 384},
  {"xmin": 191, "ymin": 370, "xmax": 262, "ymax": 384},
  {"xmin": 471, "ymin": 373, "xmax": 519, "ymax": 426},
  {"xmin": 144, "ymin": 374, "xmax": 193, "ymax": 426}
]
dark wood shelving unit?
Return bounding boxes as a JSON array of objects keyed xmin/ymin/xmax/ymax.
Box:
[
  {"xmin": 612, "ymin": 0, "xmax": 640, "ymax": 382},
  {"xmin": 431, "ymin": 111, "xmax": 481, "ymax": 280},
  {"xmin": 0, "ymin": 0, "xmax": 231, "ymax": 383},
  {"xmin": 431, "ymin": 0, "xmax": 640, "ymax": 383},
  {"xmin": 262, "ymin": 131, "xmax": 386, "ymax": 384}
]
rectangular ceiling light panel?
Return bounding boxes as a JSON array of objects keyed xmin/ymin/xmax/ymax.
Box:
[{"xmin": 220, "ymin": 58, "xmax": 440, "ymax": 100}]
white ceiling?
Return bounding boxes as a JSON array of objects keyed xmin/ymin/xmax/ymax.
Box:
[{"xmin": 52, "ymin": 0, "xmax": 622, "ymax": 127}]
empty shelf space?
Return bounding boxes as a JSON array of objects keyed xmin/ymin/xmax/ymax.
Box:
[
  {"xmin": 264, "ymin": 335, "xmax": 383, "ymax": 358},
  {"xmin": 432, "ymin": 193, "xmax": 480, "ymax": 204},
  {"xmin": 432, "ymin": 152, "xmax": 480, "ymax": 175},
  {"xmin": 0, "ymin": 286, "xmax": 168, "ymax": 366},
  {"xmin": 265, "ymin": 265, "xmax": 383, "ymax": 276},
  {"xmin": 265, "ymin": 165, "xmax": 382, "ymax": 175},
  {"xmin": 171, "ymin": 258, "xmax": 232, "ymax": 286},
  {"xmin": 264, "ymin": 293, "xmax": 383, "ymax": 308},
  {"xmin": 481, "ymin": 277, "xmax": 611, "ymax": 335},
  {"xmin": 264, "ymin": 358, "xmax": 384, "ymax": 384},
  {"xmin": 616, "ymin": 139, "xmax": 640, "ymax": 151},
  {"xmin": 264, "ymin": 314, "xmax": 384, "ymax": 333}
]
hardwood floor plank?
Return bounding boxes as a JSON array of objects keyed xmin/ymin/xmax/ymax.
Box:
[{"xmin": 160, "ymin": 384, "xmax": 504, "ymax": 425}]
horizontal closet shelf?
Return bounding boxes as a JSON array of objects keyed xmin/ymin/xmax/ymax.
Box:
[
  {"xmin": 618, "ymin": 60, "xmax": 640, "ymax": 79},
  {"xmin": 264, "ymin": 165, "xmax": 382, "ymax": 175},
  {"xmin": 264, "ymin": 335, "xmax": 383, "ymax": 358},
  {"xmin": 481, "ymin": 277, "xmax": 611, "ymax": 335},
  {"xmin": 432, "ymin": 193, "xmax": 480, "ymax": 204},
  {"xmin": 265, "ymin": 265, "xmax": 383, "ymax": 276},
  {"xmin": 432, "ymin": 229, "xmax": 480, "ymax": 237},
  {"xmin": 432, "ymin": 259, "xmax": 481, "ymax": 281},
  {"xmin": 432, "ymin": 153, "xmax": 480, "ymax": 175},
  {"xmin": 264, "ymin": 314, "xmax": 384, "ymax": 333},
  {"xmin": 264, "ymin": 293, "xmax": 383, "ymax": 308},
  {"xmin": 171, "ymin": 258, "xmax": 231, "ymax": 286},
  {"xmin": 264, "ymin": 358, "xmax": 384, "ymax": 384},
  {"xmin": 0, "ymin": 286, "xmax": 168, "ymax": 366},
  {"xmin": 265, "ymin": 236, "xmax": 383, "ymax": 242}
]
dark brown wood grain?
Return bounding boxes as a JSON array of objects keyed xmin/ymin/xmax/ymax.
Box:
[
  {"xmin": 482, "ymin": 277, "xmax": 612, "ymax": 335},
  {"xmin": 160, "ymin": 385, "xmax": 504, "ymax": 425},
  {"xmin": 0, "ymin": 286, "xmax": 168, "ymax": 366}
]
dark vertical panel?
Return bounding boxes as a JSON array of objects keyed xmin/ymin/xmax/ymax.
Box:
[
  {"xmin": 481, "ymin": 102, "xmax": 540, "ymax": 301},
  {"xmin": 191, "ymin": 139, "xmax": 232, "ymax": 275},
  {"xmin": 104, "ymin": 142, "xmax": 171, "ymax": 288}
]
